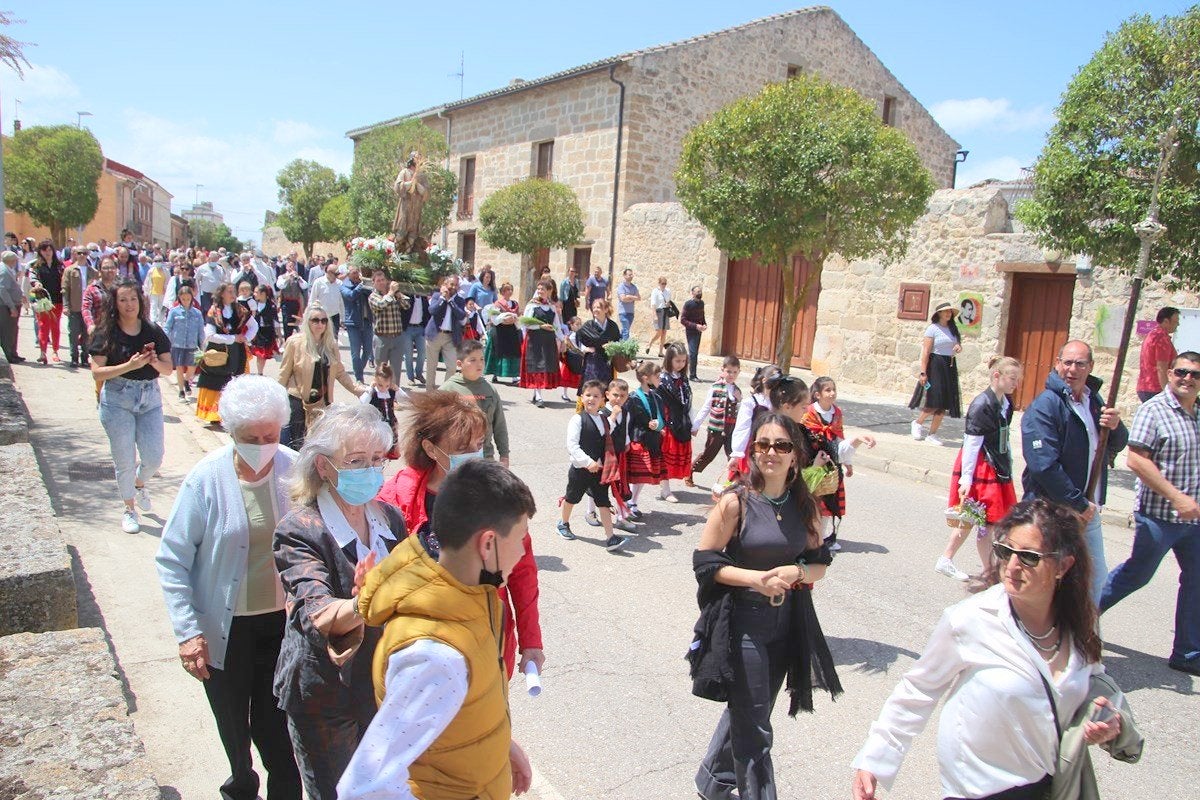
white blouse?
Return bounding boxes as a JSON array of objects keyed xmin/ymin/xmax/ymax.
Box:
[{"xmin": 852, "ymin": 584, "xmax": 1101, "ymax": 798}]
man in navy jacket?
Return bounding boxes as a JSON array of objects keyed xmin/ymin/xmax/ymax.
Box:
[
  {"xmin": 1021, "ymin": 339, "xmax": 1128, "ymax": 603},
  {"xmin": 424, "ymin": 275, "xmax": 466, "ymax": 389}
]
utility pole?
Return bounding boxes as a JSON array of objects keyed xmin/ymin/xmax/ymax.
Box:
[{"xmin": 449, "ymin": 51, "xmax": 464, "ymax": 100}]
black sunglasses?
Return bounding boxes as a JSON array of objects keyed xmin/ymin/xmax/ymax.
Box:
[
  {"xmin": 1171, "ymin": 367, "xmax": 1200, "ymax": 380},
  {"xmin": 753, "ymin": 439, "xmax": 795, "ymax": 455},
  {"xmin": 310, "ymin": 317, "xmax": 329, "ymax": 324},
  {"xmin": 993, "ymin": 541, "xmax": 1059, "ymax": 569}
]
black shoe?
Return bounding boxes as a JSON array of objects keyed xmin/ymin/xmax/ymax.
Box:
[
  {"xmin": 178, "ymin": 390, "xmax": 186, "ymax": 400},
  {"xmin": 413, "ymin": 375, "xmax": 426, "ymax": 385},
  {"xmin": 9, "ymin": 355, "xmax": 25, "ymax": 364},
  {"xmin": 1168, "ymin": 657, "xmax": 1200, "ymax": 677},
  {"xmin": 605, "ymin": 534, "xmax": 632, "ymax": 551},
  {"xmin": 69, "ymin": 359, "xmax": 79, "ymax": 369},
  {"xmin": 491, "ymin": 377, "xmax": 498, "ymax": 384},
  {"xmin": 536, "ymin": 399, "xmax": 545, "ymax": 409}
]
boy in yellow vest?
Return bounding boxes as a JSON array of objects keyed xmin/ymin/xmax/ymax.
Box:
[{"xmin": 338, "ymin": 459, "xmax": 536, "ymax": 799}]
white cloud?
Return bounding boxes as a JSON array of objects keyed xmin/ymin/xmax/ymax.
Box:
[
  {"xmin": 931, "ymin": 97, "xmax": 1053, "ymax": 136},
  {"xmin": 272, "ymin": 119, "xmax": 323, "ymax": 146},
  {"xmin": 0, "ymin": 61, "xmax": 83, "ymax": 126},
  {"xmin": 953, "ymin": 155, "xmax": 1028, "ymax": 189}
]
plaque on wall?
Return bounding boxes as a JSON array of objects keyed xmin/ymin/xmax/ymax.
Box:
[{"xmin": 898, "ymin": 283, "xmax": 930, "ymax": 320}]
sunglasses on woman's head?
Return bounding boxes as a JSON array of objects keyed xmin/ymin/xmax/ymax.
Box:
[
  {"xmin": 753, "ymin": 439, "xmax": 794, "ymax": 455},
  {"xmin": 992, "ymin": 541, "xmax": 1059, "ymax": 568}
]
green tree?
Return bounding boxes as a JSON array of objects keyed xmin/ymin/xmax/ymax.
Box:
[
  {"xmin": 189, "ymin": 218, "xmax": 242, "ymax": 252},
  {"xmin": 478, "ymin": 178, "xmax": 585, "ymax": 290},
  {"xmin": 275, "ymin": 159, "xmax": 343, "ymax": 260},
  {"xmin": 1016, "ymin": 8, "xmax": 1200, "ymax": 288},
  {"xmin": 349, "ymin": 120, "xmax": 451, "ymax": 237},
  {"xmin": 319, "ymin": 193, "xmax": 355, "ymax": 244},
  {"xmin": 4, "ymin": 125, "xmax": 104, "ymax": 245},
  {"xmin": 676, "ymin": 74, "xmax": 935, "ymax": 372}
]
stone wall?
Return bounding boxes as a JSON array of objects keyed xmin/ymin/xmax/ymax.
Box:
[
  {"xmin": 621, "ymin": 7, "xmax": 960, "ymax": 208},
  {"xmin": 261, "ymin": 224, "xmax": 349, "ymax": 262}
]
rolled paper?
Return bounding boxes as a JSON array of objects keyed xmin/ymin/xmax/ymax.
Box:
[{"xmin": 524, "ymin": 661, "xmax": 542, "ymax": 697}]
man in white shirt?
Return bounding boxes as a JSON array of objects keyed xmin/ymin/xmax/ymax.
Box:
[
  {"xmin": 308, "ymin": 262, "xmax": 344, "ymax": 339},
  {"xmin": 195, "ymin": 251, "xmax": 226, "ymax": 313},
  {"xmin": 339, "ymin": 460, "xmax": 534, "ymax": 800}
]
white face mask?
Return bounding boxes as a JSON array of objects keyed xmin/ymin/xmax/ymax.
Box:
[{"xmin": 234, "ymin": 441, "xmax": 279, "ymax": 473}]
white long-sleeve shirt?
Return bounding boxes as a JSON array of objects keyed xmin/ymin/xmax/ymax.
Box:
[
  {"xmin": 566, "ymin": 412, "xmax": 605, "ymax": 469},
  {"xmin": 852, "ymin": 584, "xmax": 1099, "ymax": 798},
  {"xmin": 309, "ymin": 275, "xmax": 345, "ymax": 318},
  {"xmin": 204, "ymin": 306, "xmax": 259, "ymax": 345},
  {"xmin": 728, "ymin": 392, "xmax": 771, "ymax": 459},
  {"xmin": 195, "ymin": 262, "xmax": 225, "ymax": 294},
  {"xmin": 337, "ymin": 640, "xmax": 468, "ymax": 800}
]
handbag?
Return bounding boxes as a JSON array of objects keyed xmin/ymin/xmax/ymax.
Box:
[
  {"xmin": 802, "ymin": 464, "xmax": 839, "ymax": 496},
  {"xmin": 200, "ymin": 348, "xmax": 228, "ymax": 368},
  {"xmin": 666, "ymin": 300, "xmax": 680, "ymax": 319}
]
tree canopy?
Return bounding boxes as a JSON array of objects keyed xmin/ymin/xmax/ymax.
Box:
[
  {"xmin": 1016, "ymin": 8, "xmax": 1200, "ymax": 288},
  {"xmin": 676, "ymin": 73, "xmax": 935, "ymax": 369},
  {"xmin": 349, "ymin": 120, "xmax": 452, "ymax": 237},
  {"xmin": 318, "ymin": 193, "xmax": 355, "ymax": 245},
  {"xmin": 478, "ymin": 178, "xmax": 585, "ymax": 258},
  {"xmin": 189, "ymin": 218, "xmax": 242, "ymax": 252},
  {"xmin": 275, "ymin": 159, "xmax": 344, "ymax": 260},
  {"xmin": 4, "ymin": 125, "xmax": 105, "ymax": 245}
]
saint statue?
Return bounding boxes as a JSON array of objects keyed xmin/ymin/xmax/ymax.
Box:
[{"xmin": 392, "ymin": 151, "xmax": 430, "ymax": 254}]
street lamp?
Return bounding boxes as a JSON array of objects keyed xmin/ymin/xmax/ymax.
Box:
[
  {"xmin": 950, "ymin": 149, "xmax": 970, "ymax": 189},
  {"xmin": 76, "ymin": 111, "xmax": 92, "ymax": 129}
]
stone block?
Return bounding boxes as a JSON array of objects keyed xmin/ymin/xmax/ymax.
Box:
[
  {"xmin": 0, "ymin": 378, "xmax": 29, "ymax": 446},
  {"xmin": 0, "ymin": 443, "xmax": 77, "ymax": 636},
  {"xmin": 0, "ymin": 628, "xmax": 161, "ymax": 799},
  {"xmin": 0, "ymin": 352, "xmax": 11, "ymax": 381}
]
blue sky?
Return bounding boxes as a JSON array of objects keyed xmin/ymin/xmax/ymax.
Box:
[{"xmin": 3, "ymin": 0, "xmax": 1191, "ymax": 246}]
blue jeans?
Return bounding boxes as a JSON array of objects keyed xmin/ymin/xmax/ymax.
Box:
[
  {"xmin": 618, "ymin": 312, "xmax": 634, "ymax": 341},
  {"xmin": 398, "ymin": 326, "xmax": 426, "ymax": 382},
  {"xmin": 98, "ymin": 377, "xmax": 164, "ymax": 503},
  {"xmin": 686, "ymin": 328, "xmax": 702, "ymax": 378},
  {"xmin": 345, "ymin": 324, "xmax": 372, "ymax": 382},
  {"xmin": 1102, "ymin": 512, "xmax": 1200, "ymax": 663},
  {"xmin": 1083, "ymin": 512, "xmax": 1107, "ymax": 606}
]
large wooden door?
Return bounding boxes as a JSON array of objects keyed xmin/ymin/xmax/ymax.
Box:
[
  {"xmin": 721, "ymin": 255, "xmax": 820, "ymax": 367},
  {"xmin": 1004, "ymin": 272, "xmax": 1076, "ymax": 410}
]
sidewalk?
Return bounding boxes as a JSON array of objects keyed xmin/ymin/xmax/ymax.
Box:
[{"xmin": 690, "ymin": 354, "xmax": 1136, "ymax": 529}]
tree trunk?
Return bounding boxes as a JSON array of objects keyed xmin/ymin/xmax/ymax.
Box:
[
  {"xmin": 303, "ymin": 241, "xmax": 314, "ymax": 261},
  {"xmin": 50, "ymin": 223, "xmax": 65, "ymax": 249},
  {"xmin": 773, "ymin": 252, "xmax": 824, "ymax": 376}
]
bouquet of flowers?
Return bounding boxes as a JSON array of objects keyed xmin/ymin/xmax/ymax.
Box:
[
  {"xmin": 518, "ymin": 315, "xmax": 548, "ymax": 328},
  {"xmin": 390, "ymin": 244, "xmax": 462, "ymax": 288},
  {"xmin": 348, "ymin": 237, "xmax": 397, "ymax": 273},
  {"xmin": 944, "ymin": 498, "xmax": 989, "ymax": 529}
]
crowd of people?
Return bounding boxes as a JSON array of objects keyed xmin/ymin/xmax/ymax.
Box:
[{"xmin": 6, "ymin": 230, "xmax": 1194, "ymax": 800}]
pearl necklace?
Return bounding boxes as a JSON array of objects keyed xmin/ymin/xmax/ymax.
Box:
[{"xmin": 1015, "ymin": 616, "xmax": 1062, "ymax": 659}]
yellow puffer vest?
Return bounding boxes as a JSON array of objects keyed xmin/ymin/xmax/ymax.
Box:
[{"xmin": 358, "ymin": 536, "xmax": 511, "ymax": 800}]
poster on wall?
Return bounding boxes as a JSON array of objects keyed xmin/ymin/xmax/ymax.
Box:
[
  {"xmin": 1094, "ymin": 304, "xmax": 1127, "ymax": 349},
  {"xmin": 957, "ymin": 291, "xmax": 984, "ymax": 336}
]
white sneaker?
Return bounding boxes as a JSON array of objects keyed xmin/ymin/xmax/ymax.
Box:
[
  {"xmin": 121, "ymin": 509, "xmax": 141, "ymax": 534},
  {"xmin": 935, "ymin": 556, "xmax": 969, "ymax": 581},
  {"xmin": 827, "ymin": 540, "xmax": 842, "ymax": 552},
  {"xmin": 910, "ymin": 421, "xmax": 926, "ymax": 440},
  {"xmin": 135, "ymin": 486, "xmax": 152, "ymax": 512},
  {"xmin": 925, "ymin": 435, "xmax": 945, "ymax": 447}
]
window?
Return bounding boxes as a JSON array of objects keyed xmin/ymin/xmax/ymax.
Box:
[
  {"xmin": 882, "ymin": 95, "xmax": 897, "ymax": 126},
  {"xmin": 459, "ymin": 232, "xmax": 476, "ymax": 268},
  {"xmin": 572, "ymin": 247, "xmax": 591, "ymax": 274},
  {"xmin": 535, "ymin": 141, "xmax": 554, "ymax": 179},
  {"xmin": 458, "ymin": 156, "xmax": 476, "ymax": 219}
]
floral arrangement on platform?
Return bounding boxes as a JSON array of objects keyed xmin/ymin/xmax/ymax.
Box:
[
  {"xmin": 944, "ymin": 498, "xmax": 989, "ymax": 529},
  {"xmin": 391, "ymin": 243, "xmax": 463, "ymax": 288},
  {"xmin": 603, "ymin": 340, "xmax": 642, "ymax": 361},
  {"xmin": 347, "ymin": 237, "xmax": 397, "ymax": 272}
]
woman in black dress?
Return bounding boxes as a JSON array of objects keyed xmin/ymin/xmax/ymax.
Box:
[
  {"xmin": 577, "ymin": 297, "xmax": 621, "ymax": 385},
  {"xmin": 484, "ymin": 281, "xmax": 522, "ymax": 383},
  {"xmin": 196, "ymin": 282, "xmax": 256, "ymax": 425},
  {"xmin": 519, "ymin": 277, "xmax": 563, "ymax": 408}
]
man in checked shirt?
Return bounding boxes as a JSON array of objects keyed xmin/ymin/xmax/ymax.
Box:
[{"xmin": 1101, "ymin": 350, "xmax": 1200, "ymax": 677}]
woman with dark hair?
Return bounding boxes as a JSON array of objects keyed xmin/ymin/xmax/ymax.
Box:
[
  {"xmin": 32, "ymin": 239, "xmax": 66, "ymax": 361},
  {"xmin": 88, "ymin": 279, "xmax": 173, "ymax": 534},
  {"xmin": 852, "ymin": 499, "xmax": 1142, "ymax": 800},
  {"xmin": 910, "ymin": 301, "xmax": 963, "ymax": 446},
  {"xmin": 692, "ymin": 411, "xmax": 840, "ymax": 800},
  {"xmin": 375, "ymin": 391, "xmax": 545, "ymax": 680},
  {"xmin": 468, "ymin": 266, "xmax": 498, "ymax": 308},
  {"xmin": 197, "ymin": 281, "xmax": 257, "ymax": 426},
  {"xmin": 576, "ymin": 297, "xmax": 621, "ymax": 385},
  {"xmin": 519, "ymin": 277, "xmax": 564, "ymax": 408},
  {"xmin": 483, "ymin": 281, "xmax": 521, "ymax": 384}
]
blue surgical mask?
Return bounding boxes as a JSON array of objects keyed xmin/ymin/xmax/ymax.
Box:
[
  {"xmin": 448, "ymin": 449, "xmax": 484, "ymax": 471},
  {"xmin": 335, "ymin": 466, "xmax": 384, "ymax": 506}
]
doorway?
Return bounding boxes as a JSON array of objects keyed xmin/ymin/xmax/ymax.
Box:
[{"xmin": 1004, "ymin": 272, "xmax": 1076, "ymax": 410}]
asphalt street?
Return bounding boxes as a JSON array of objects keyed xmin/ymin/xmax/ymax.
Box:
[{"xmin": 13, "ymin": 315, "xmax": 1195, "ymax": 799}]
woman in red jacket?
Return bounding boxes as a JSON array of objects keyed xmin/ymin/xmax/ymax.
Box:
[{"xmin": 375, "ymin": 390, "xmax": 544, "ymax": 678}]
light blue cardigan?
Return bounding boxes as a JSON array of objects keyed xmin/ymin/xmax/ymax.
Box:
[{"xmin": 155, "ymin": 443, "xmax": 297, "ymax": 670}]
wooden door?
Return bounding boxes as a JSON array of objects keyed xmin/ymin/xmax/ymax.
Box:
[
  {"xmin": 721, "ymin": 255, "xmax": 820, "ymax": 367},
  {"xmin": 1004, "ymin": 272, "xmax": 1076, "ymax": 410}
]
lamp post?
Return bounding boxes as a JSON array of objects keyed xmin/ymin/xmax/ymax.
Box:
[
  {"xmin": 950, "ymin": 149, "xmax": 970, "ymax": 189},
  {"xmin": 76, "ymin": 110, "xmax": 92, "ymax": 129}
]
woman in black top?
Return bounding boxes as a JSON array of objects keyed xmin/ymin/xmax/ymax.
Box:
[
  {"xmin": 88, "ymin": 279, "xmax": 173, "ymax": 535},
  {"xmin": 577, "ymin": 297, "xmax": 621, "ymax": 385},
  {"xmin": 32, "ymin": 239, "xmax": 66, "ymax": 361},
  {"xmin": 692, "ymin": 412, "xmax": 840, "ymax": 800}
]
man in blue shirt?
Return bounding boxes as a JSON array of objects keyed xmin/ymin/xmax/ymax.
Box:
[
  {"xmin": 585, "ymin": 264, "xmax": 608, "ymax": 308},
  {"xmin": 339, "ymin": 266, "xmax": 375, "ymax": 382},
  {"xmin": 615, "ymin": 268, "xmax": 640, "ymax": 341}
]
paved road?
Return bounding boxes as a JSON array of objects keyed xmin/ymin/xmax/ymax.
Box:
[{"xmin": 14, "ymin": 318, "xmax": 1195, "ymax": 799}]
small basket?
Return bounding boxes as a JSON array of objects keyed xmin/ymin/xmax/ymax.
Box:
[{"xmin": 944, "ymin": 507, "xmax": 968, "ymax": 529}]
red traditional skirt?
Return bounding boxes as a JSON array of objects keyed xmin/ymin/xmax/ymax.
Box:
[
  {"xmin": 559, "ymin": 354, "xmax": 582, "ymax": 390},
  {"xmin": 816, "ymin": 468, "xmax": 847, "ymax": 518},
  {"xmin": 949, "ymin": 451, "xmax": 1017, "ymax": 524},
  {"xmin": 518, "ymin": 336, "xmax": 560, "ymax": 389},
  {"xmin": 248, "ymin": 341, "xmax": 279, "ymax": 360},
  {"xmin": 625, "ymin": 441, "xmax": 663, "ymax": 484},
  {"xmin": 660, "ymin": 432, "xmax": 693, "ymax": 481}
]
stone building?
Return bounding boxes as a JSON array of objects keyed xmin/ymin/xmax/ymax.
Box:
[{"xmin": 347, "ymin": 7, "xmax": 960, "ymax": 322}]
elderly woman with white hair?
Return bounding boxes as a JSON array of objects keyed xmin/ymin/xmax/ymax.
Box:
[
  {"xmin": 272, "ymin": 402, "xmax": 406, "ymax": 799},
  {"xmin": 156, "ymin": 375, "xmax": 302, "ymax": 800},
  {"xmin": 278, "ymin": 303, "xmax": 366, "ymax": 449}
]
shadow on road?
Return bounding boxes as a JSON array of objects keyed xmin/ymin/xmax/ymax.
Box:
[
  {"xmin": 1102, "ymin": 641, "xmax": 1196, "ymax": 696},
  {"xmin": 828, "ymin": 636, "xmax": 921, "ymax": 674}
]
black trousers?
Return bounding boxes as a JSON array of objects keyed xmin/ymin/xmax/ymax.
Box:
[
  {"xmin": 696, "ymin": 596, "xmax": 791, "ymax": 800},
  {"xmin": 0, "ymin": 305, "xmax": 18, "ymax": 361},
  {"xmin": 281, "ymin": 300, "xmax": 301, "ymax": 339},
  {"xmin": 202, "ymin": 611, "xmax": 301, "ymax": 800},
  {"xmin": 686, "ymin": 328, "xmax": 702, "ymax": 378},
  {"xmin": 68, "ymin": 311, "xmax": 88, "ymax": 364},
  {"xmin": 284, "ymin": 395, "xmax": 308, "ymax": 450},
  {"xmin": 692, "ymin": 429, "xmax": 731, "ymax": 475}
]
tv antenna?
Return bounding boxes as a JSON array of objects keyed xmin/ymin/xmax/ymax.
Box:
[{"xmin": 449, "ymin": 51, "xmax": 464, "ymax": 99}]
